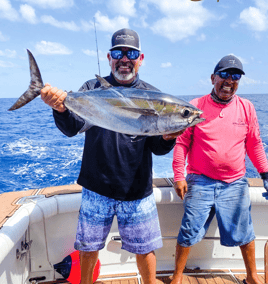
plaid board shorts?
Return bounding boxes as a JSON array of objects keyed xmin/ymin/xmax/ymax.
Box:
[{"xmin": 74, "ymin": 188, "xmax": 163, "ymax": 254}]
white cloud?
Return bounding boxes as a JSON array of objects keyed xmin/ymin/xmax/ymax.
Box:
[
  {"xmin": 239, "ymin": 0, "xmax": 268, "ymax": 32},
  {"xmin": 107, "ymin": 0, "xmax": 136, "ymax": 17},
  {"xmin": 143, "ymin": 0, "xmax": 213, "ymax": 42},
  {"xmin": 41, "ymin": 15, "xmax": 80, "ymax": 31},
  {"xmin": 0, "ymin": 31, "xmax": 9, "ymax": 41},
  {"xmin": 81, "ymin": 20, "xmax": 94, "ymax": 32},
  {"xmin": 82, "ymin": 49, "xmax": 107, "ymax": 61},
  {"xmin": 82, "ymin": 11, "xmax": 129, "ymax": 32},
  {"xmin": 135, "ymin": 15, "xmax": 148, "ymax": 28},
  {"xmin": 199, "ymin": 78, "xmax": 212, "ymax": 86},
  {"xmin": 161, "ymin": 62, "xmax": 172, "ymax": 68},
  {"xmin": 0, "ymin": 0, "xmax": 20, "ymax": 21},
  {"xmin": 197, "ymin": 33, "xmax": 206, "ymax": 41},
  {"xmin": 20, "ymin": 4, "xmax": 37, "ymax": 24},
  {"xmin": 83, "ymin": 50, "xmax": 97, "ymax": 57},
  {"xmin": 20, "ymin": 0, "xmax": 74, "ymax": 9},
  {"xmin": 239, "ymin": 76, "xmax": 268, "ymax": 86},
  {"xmin": 254, "ymin": 0, "xmax": 268, "ymax": 12},
  {"xmin": 35, "ymin": 41, "xmax": 72, "ymax": 55},
  {"xmin": 0, "ymin": 60, "xmax": 15, "ymax": 67},
  {"xmin": 240, "ymin": 7, "xmax": 267, "ymax": 31},
  {"xmin": 0, "ymin": 49, "xmax": 17, "ymax": 58}
]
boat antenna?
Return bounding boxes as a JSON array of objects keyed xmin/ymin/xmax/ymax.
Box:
[{"xmin": 94, "ymin": 17, "xmax": 101, "ymax": 76}]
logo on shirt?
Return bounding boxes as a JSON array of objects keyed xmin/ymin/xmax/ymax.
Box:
[
  {"xmin": 233, "ymin": 118, "xmax": 247, "ymax": 127},
  {"xmin": 130, "ymin": 135, "xmax": 146, "ymax": 142}
]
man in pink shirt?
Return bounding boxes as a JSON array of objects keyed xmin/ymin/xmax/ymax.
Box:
[{"xmin": 172, "ymin": 55, "xmax": 268, "ymax": 284}]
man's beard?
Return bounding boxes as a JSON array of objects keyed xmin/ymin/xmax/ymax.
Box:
[{"xmin": 114, "ymin": 63, "xmax": 136, "ymax": 82}]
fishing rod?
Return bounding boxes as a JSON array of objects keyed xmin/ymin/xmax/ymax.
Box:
[{"xmin": 93, "ymin": 17, "xmax": 101, "ymax": 76}]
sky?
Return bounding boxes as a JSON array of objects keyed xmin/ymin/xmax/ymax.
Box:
[{"xmin": 0, "ymin": 0, "xmax": 268, "ymax": 99}]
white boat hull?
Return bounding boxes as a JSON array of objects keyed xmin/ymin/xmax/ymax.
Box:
[{"xmin": 0, "ymin": 179, "xmax": 267, "ymax": 283}]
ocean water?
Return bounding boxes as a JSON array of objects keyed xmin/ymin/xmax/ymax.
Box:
[{"xmin": 1, "ymin": 94, "xmax": 267, "ymax": 193}]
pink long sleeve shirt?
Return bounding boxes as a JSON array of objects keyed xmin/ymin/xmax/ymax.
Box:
[{"xmin": 173, "ymin": 94, "xmax": 268, "ymax": 183}]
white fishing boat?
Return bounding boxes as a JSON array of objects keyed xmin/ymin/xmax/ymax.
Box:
[{"xmin": 0, "ymin": 178, "xmax": 267, "ymax": 284}]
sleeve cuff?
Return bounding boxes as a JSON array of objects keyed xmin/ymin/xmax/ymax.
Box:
[
  {"xmin": 161, "ymin": 137, "xmax": 176, "ymax": 147},
  {"xmin": 53, "ymin": 108, "xmax": 70, "ymax": 118},
  {"xmin": 260, "ymin": 172, "xmax": 268, "ymax": 180}
]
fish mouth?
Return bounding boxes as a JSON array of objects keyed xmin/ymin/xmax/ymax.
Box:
[
  {"xmin": 187, "ymin": 110, "xmax": 205, "ymax": 127},
  {"xmin": 189, "ymin": 116, "xmax": 205, "ymax": 127}
]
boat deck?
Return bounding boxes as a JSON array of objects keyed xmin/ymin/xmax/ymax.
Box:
[{"xmin": 39, "ymin": 269, "xmax": 265, "ymax": 284}]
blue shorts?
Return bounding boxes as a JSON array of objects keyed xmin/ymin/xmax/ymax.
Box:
[
  {"xmin": 177, "ymin": 174, "xmax": 255, "ymax": 247},
  {"xmin": 74, "ymin": 188, "xmax": 163, "ymax": 254}
]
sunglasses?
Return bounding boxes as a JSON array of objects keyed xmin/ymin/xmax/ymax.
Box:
[
  {"xmin": 110, "ymin": 49, "xmax": 140, "ymax": 60},
  {"xmin": 215, "ymin": 71, "xmax": 242, "ymax": 81}
]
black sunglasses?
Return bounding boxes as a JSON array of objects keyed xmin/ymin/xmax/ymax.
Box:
[
  {"xmin": 215, "ymin": 71, "xmax": 242, "ymax": 81},
  {"xmin": 110, "ymin": 49, "xmax": 140, "ymax": 60}
]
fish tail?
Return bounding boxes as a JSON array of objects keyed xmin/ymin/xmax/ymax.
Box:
[{"xmin": 8, "ymin": 49, "xmax": 44, "ymax": 111}]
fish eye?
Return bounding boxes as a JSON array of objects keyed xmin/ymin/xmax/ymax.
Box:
[{"xmin": 181, "ymin": 108, "xmax": 191, "ymax": 118}]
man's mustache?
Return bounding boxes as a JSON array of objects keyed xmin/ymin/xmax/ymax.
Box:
[{"xmin": 116, "ymin": 62, "xmax": 134, "ymax": 70}]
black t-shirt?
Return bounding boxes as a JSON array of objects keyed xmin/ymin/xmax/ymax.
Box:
[{"xmin": 53, "ymin": 73, "xmax": 175, "ymax": 201}]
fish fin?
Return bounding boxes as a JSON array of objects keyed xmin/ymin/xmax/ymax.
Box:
[
  {"xmin": 8, "ymin": 49, "xmax": 44, "ymax": 111},
  {"xmin": 120, "ymin": 107, "xmax": 159, "ymax": 116},
  {"xmin": 95, "ymin": 74, "xmax": 113, "ymax": 89},
  {"xmin": 78, "ymin": 121, "xmax": 94, "ymax": 134}
]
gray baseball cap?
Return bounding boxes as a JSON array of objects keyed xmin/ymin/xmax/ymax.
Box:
[
  {"xmin": 214, "ymin": 55, "xmax": 245, "ymax": 75},
  {"xmin": 109, "ymin": 28, "xmax": 141, "ymax": 51}
]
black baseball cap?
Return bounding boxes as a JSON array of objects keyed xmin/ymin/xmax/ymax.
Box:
[
  {"xmin": 214, "ymin": 55, "xmax": 245, "ymax": 75},
  {"xmin": 109, "ymin": 28, "xmax": 141, "ymax": 51}
]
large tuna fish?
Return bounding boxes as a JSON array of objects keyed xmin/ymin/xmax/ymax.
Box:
[{"xmin": 9, "ymin": 49, "xmax": 205, "ymax": 136}]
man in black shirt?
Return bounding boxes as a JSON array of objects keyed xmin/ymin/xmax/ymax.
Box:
[{"xmin": 41, "ymin": 28, "xmax": 182, "ymax": 284}]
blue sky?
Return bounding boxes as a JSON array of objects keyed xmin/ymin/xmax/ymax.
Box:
[{"xmin": 0, "ymin": 0, "xmax": 268, "ymax": 99}]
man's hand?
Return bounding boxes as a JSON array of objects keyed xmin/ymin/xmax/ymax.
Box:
[
  {"xmin": 162, "ymin": 130, "xmax": 185, "ymax": 141},
  {"xmin": 262, "ymin": 179, "xmax": 268, "ymax": 200},
  {"xmin": 41, "ymin": 83, "xmax": 67, "ymax": 113},
  {"xmin": 174, "ymin": 180, "xmax": 188, "ymax": 200}
]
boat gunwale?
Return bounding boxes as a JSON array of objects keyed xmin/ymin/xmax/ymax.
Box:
[{"xmin": 0, "ymin": 177, "xmax": 266, "ymax": 229}]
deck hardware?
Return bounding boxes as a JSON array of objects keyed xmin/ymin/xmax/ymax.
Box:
[
  {"xmin": 111, "ymin": 236, "xmax": 122, "ymax": 241},
  {"xmin": 16, "ymin": 240, "xmax": 33, "ymax": 260},
  {"xmin": 29, "ymin": 276, "xmax": 46, "ymax": 283}
]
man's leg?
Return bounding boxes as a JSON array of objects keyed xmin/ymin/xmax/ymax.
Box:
[
  {"xmin": 170, "ymin": 244, "xmax": 191, "ymax": 284},
  {"xmin": 117, "ymin": 194, "xmax": 163, "ymax": 283},
  {"xmin": 240, "ymin": 240, "xmax": 262, "ymax": 284},
  {"xmin": 75, "ymin": 190, "xmax": 115, "ymax": 284},
  {"xmin": 136, "ymin": 251, "xmax": 156, "ymax": 284},
  {"xmin": 80, "ymin": 251, "xmax": 99, "ymax": 284}
]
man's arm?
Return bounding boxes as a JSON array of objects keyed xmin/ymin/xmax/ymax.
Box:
[
  {"xmin": 245, "ymin": 103, "xmax": 268, "ymax": 199},
  {"xmin": 245, "ymin": 105, "xmax": 268, "ymax": 173},
  {"xmin": 41, "ymin": 83, "xmax": 85, "ymax": 137},
  {"xmin": 172, "ymin": 128, "xmax": 194, "ymax": 198}
]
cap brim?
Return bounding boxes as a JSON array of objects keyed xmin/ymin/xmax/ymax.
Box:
[
  {"xmin": 217, "ymin": 67, "xmax": 245, "ymax": 75},
  {"xmin": 109, "ymin": 44, "xmax": 141, "ymax": 51}
]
